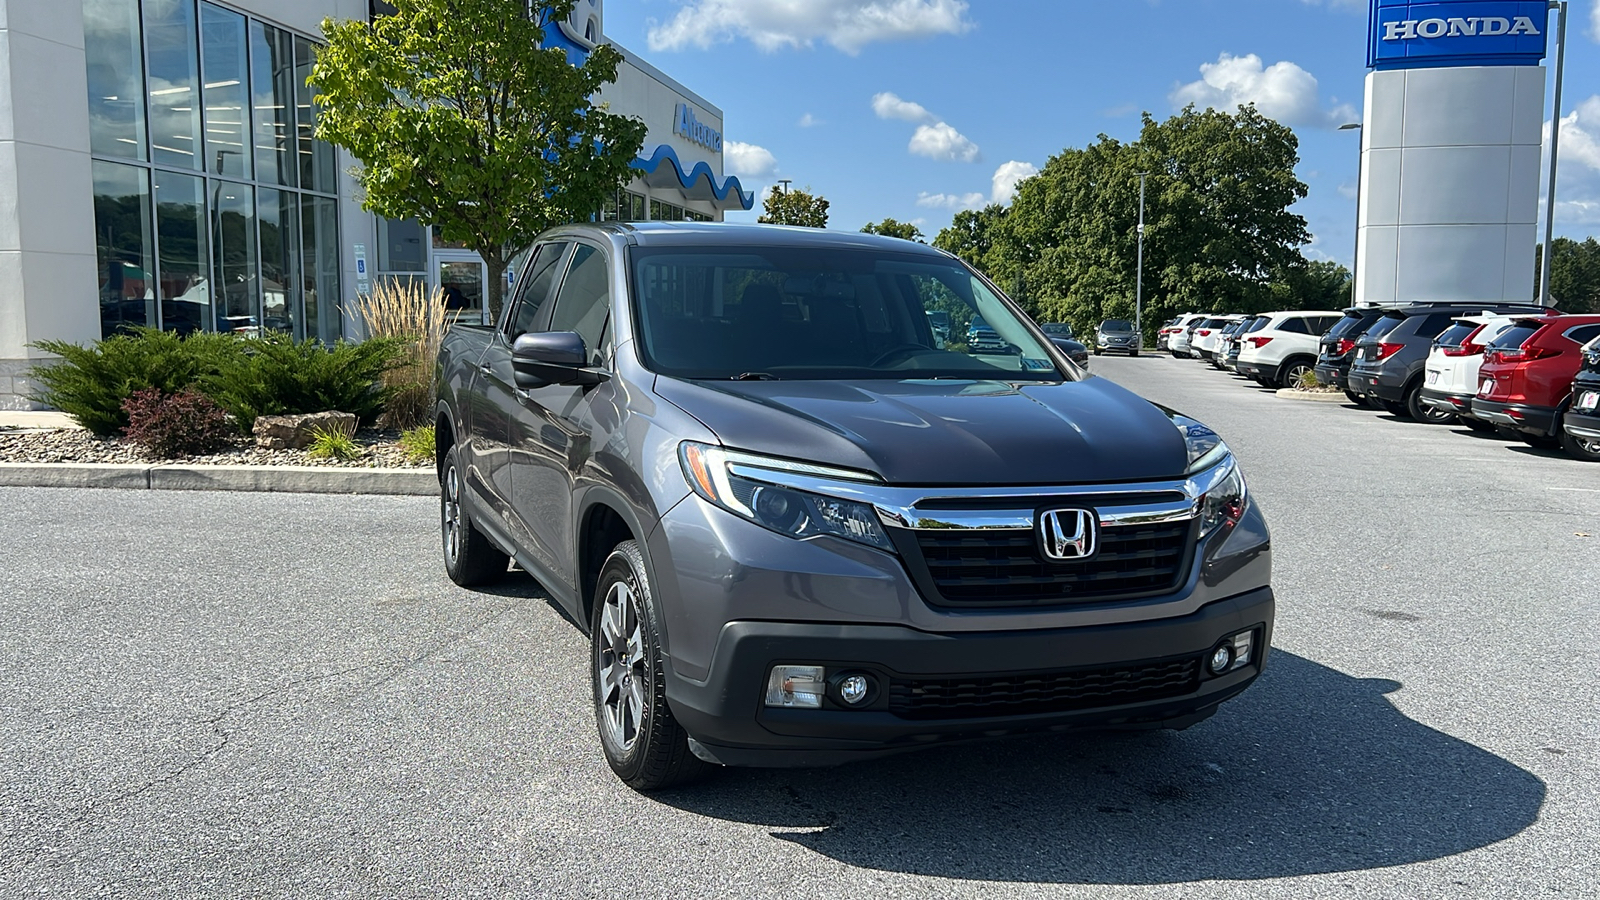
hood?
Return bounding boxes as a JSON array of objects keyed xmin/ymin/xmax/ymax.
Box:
[{"xmin": 654, "ymin": 377, "xmax": 1191, "ymax": 486}]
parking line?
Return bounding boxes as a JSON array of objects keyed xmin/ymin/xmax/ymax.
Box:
[{"xmin": 1548, "ymin": 487, "xmax": 1600, "ymax": 493}]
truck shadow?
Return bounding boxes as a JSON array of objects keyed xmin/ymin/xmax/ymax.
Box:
[{"xmin": 655, "ymin": 652, "xmax": 1544, "ymax": 884}]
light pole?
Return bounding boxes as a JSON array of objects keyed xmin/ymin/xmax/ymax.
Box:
[
  {"xmin": 1339, "ymin": 122, "xmax": 1363, "ymax": 306},
  {"xmin": 1539, "ymin": 0, "xmax": 1568, "ymax": 306},
  {"xmin": 1135, "ymin": 172, "xmax": 1148, "ymax": 348}
]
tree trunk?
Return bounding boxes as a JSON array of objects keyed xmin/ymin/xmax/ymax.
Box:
[{"xmin": 484, "ymin": 253, "xmax": 508, "ymax": 326}]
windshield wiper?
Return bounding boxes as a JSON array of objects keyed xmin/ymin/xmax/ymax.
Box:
[{"xmin": 733, "ymin": 372, "xmax": 780, "ymax": 381}]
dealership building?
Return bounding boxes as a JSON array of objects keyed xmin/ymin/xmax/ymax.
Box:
[{"xmin": 0, "ymin": 0, "xmax": 752, "ymax": 408}]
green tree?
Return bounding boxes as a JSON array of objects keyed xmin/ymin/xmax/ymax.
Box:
[
  {"xmin": 861, "ymin": 218, "xmax": 924, "ymax": 242},
  {"xmin": 1536, "ymin": 237, "xmax": 1600, "ymax": 313},
  {"xmin": 1270, "ymin": 259, "xmax": 1352, "ymax": 311},
  {"xmin": 938, "ymin": 106, "xmax": 1316, "ymax": 343},
  {"xmin": 311, "ymin": 0, "xmax": 647, "ymax": 321},
  {"xmin": 758, "ymin": 186, "xmax": 829, "ymax": 228}
]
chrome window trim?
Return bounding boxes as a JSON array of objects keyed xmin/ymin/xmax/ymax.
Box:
[{"xmin": 721, "ymin": 456, "xmax": 1236, "ymax": 531}]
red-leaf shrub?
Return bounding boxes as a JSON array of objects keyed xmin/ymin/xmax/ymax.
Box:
[{"xmin": 120, "ymin": 388, "xmax": 233, "ymax": 459}]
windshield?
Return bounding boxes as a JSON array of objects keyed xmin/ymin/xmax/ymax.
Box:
[
  {"xmin": 630, "ymin": 247, "xmax": 1064, "ymax": 381},
  {"xmin": 1101, "ymin": 320, "xmax": 1133, "ymax": 332}
]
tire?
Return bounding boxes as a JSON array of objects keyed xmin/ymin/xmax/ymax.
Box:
[
  {"xmin": 1277, "ymin": 358, "xmax": 1315, "ymax": 391},
  {"xmin": 441, "ymin": 446, "xmax": 509, "ymax": 587},
  {"xmin": 1517, "ymin": 431, "xmax": 1560, "ymax": 450},
  {"xmin": 1093, "ymin": 348, "xmax": 1103, "ymax": 356},
  {"xmin": 592, "ymin": 540, "xmax": 709, "ymax": 791},
  {"xmin": 1560, "ymin": 428, "xmax": 1600, "ymax": 461},
  {"xmin": 1345, "ymin": 390, "xmax": 1370, "ymax": 407},
  {"xmin": 1379, "ymin": 399, "xmax": 1407, "ymax": 416},
  {"xmin": 1460, "ymin": 415, "xmax": 1495, "ymax": 433},
  {"xmin": 1131, "ymin": 349, "xmax": 1140, "ymax": 358},
  {"xmin": 1405, "ymin": 384, "xmax": 1455, "ymax": 424}
]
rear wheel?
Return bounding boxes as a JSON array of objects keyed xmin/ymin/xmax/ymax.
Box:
[
  {"xmin": 1560, "ymin": 428, "xmax": 1600, "ymax": 461},
  {"xmin": 1277, "ymin": 358, "xmax": 1315, "ymax": 390},
  {"xmin": 1379, "ymin": 399, "xmax": 1407, "ymax": 416},
  {"xmin": 441, "ymin": 447, "xmax": 509, "ymax": 587},
  {"xmin": 1405, "ymin": 384, "xmax": 1455, "ymax": 424},
  {"xmin": 1460, "ymin": 415, "xmax": 1495, "ymax": 433},
  {"xmin": 1345, "ymin": 390, "xmax": 1370, "ymax": 407},
  {"xmin": 1517, "ymin": 431, "xmax": 1560, "ymax": 450}
]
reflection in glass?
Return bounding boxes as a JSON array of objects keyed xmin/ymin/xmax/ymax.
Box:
[
  {"xmin": 378, "ymin": 218, "xmax": 426, "ymax": 272},
  {"xmin": 212, "ymin": 182, "xmax": 258, "ymax": 334},
  {"xmin": 200, "ymin": 3, "xmax": 251, "ymax": 179},
  {"xmin": 259, "ymin": 187, "xmax": 301, "ymax": 335},
  {"xmin": 92, "ymin": 161, "xmax": 154, "ymax": 336},
  {"xmin": 303, "ymin": 195, "xmax": 342, "ymax": 343},
  {"xmin": 440, "ymin": 261, "xmax": 485, "ymax": 321},
  {"xmin": 83, "ymin": 0, "xmax": 148, "ymax": 160},
  {"xmin": 295, "ymin": 37, "xmax": 338, "ymax": 193},
  {"xmin": 250, "ymin": 21, "xmax": 296, "ymax": 187},
  {"xmin": 144, "ymin": 0, "xmax": 202, "ymax": 169},
  {"xmin": 155, "ymin": 172, "xmax": 209, "ymax": 334}
]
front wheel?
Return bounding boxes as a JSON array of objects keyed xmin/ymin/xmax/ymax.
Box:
[
  {"xmin": 592, "ymin": 541, "xmax": 708, "ymax": 791},
  {"xmin": 441, "ymin": 447, "xmax": 508, "ymax": 587},
  {"xmin": 1560, "ymin": 428, "xmax": 1600, "ymax": 461}
]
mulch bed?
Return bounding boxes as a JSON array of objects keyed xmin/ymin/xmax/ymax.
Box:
[{"xmin": 0, "ymin": 427, "xmax": 430, "ymax": 469}]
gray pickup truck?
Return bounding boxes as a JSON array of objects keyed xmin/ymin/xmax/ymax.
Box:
[{"xmin": 434, "ymin": 223, "xmax": 1274, "ymax": 790}]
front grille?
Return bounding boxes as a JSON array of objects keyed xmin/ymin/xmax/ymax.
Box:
[
  {"xmin": 909, "ymin": 519, "xmax": 1193, "ymax": 607},
  {"xmin": 888, "ymin": 656, "xmax": 1201, "ymax": 720}
]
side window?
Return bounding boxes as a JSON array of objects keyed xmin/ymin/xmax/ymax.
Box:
[
  {"xmin": 507, "ymin": 242, "xmax": 569, "ymax": 337},
  {"xmin": 1567, "ymin": 324, "xmax": 1600, "ymax": 345},
  {"xmin": 547, "ymin": 244, "xmax": 611, "ymax": 365},
  {"xmin": 1277, "ymin": 316, "xmax": 1309, "ymax": 335}
]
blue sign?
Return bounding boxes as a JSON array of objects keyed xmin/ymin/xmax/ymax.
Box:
[{"xmin": 1369, "ymin": 0, "xmax": 1550, "ymax": 70}]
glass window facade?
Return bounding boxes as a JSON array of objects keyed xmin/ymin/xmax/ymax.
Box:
[{"xmin": 82, "ymin": 0, "xmax": 342, "ymax": 340}]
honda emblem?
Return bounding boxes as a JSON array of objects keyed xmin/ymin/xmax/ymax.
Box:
[{"xmin": 1038, "ymin": 509, "xmax": 1098, "ymax": 562}]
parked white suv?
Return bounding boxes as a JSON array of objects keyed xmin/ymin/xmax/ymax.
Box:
[
  {"xmin": 1235, "ymin": 310, "xmax": 1343, "ymax": 388},
  {"xmin": 1191, "ymin": 315, "xmax": 1247, "ymax": 362},
  {"xmin": 1417, "ymin": 314, "xmax": 1520, "ymax": 431},
  {"xmin": 1167, "ymin": 313, "xmax": 1209, "ymax": 358}
]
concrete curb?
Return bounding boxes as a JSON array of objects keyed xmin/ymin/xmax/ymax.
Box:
[
  {"xmin": 0, "ymin": 462, "xmax": 436, "ymax": 496},
  {"xmin": 1275, "ymin": 389, "xmax": 1347, "ymax": 403}
]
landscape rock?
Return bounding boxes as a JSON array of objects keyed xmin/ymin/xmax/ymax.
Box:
[{"xmin": 253, "ymin": 411, "xmax": 358, "ymax": 450}]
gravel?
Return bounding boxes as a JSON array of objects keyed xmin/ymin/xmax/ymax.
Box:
[{"xmin": 0, "ymin": 427, "xmax": 430, "ymax": 468}]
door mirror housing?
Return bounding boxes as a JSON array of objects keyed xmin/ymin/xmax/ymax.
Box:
[{"xmin": 511, "ymin": 332, "xmax": 606, "ymax": 388}]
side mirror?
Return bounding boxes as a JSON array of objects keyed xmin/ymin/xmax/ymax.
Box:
[{"xmin": 511, "ymin": 331, "xmax": 605, "ymax": 388}]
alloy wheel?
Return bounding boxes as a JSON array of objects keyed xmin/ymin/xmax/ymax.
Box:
[
  {"xmin": 442, "ymin": 464, "xmax": 461, "ymax": 565},
  {"xmin": 597, "ymin": 581, "xmax": 647, "ymax": 752}
]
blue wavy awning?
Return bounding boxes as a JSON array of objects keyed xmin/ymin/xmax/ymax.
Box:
[{"xmin": 632, "ymin": 145, "xmax": 755, "ymax": 211}]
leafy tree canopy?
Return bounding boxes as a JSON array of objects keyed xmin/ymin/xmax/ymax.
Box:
[
  {"xmin": 861, "ymin": 218, "xmax": 924, "ymax": 242},
  {"xmin": 311, "ymin": 0, "xmax": 647, "ymax": 320},
  {"xmin": 758, "ymin": 186, "xmax": 829, "ymax": 228},
  {"xmin": 1537, "ymin": 237, "xmax": 1600, "ymax": 313},
  {"xmin": 935, "ymin": 105, "xmax": 1337, "ymax": 342}
]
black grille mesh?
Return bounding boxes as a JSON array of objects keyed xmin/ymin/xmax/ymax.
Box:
[{"xmin": 888, "ymin": 656, "xmax": 1201, "ymax": 719}]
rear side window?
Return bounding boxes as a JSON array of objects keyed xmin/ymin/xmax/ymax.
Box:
[
  {"xmin": 1325, "ymin": 315, "xmax": 1364, "ymax": 339},
  {"xmin": 1411, "ymin": 313, "xmax": 1455, "ymax": 339},
  {"xmin": 1276, "ymin": 317, "xmax": 1311, "ymax": 335},
  {"xmin": 1489, "ymin": 324, "xmax": 1540, "ymax": 349},
  {"xmin": 1564, "ymin": 323, "xmax": 1600, "ymax": 345},
  {"xmin": 1433, "ymin": 322, "xmax": 1478, "ymax": 348}
]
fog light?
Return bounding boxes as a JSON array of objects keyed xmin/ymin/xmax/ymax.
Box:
[
  {"xmin": 834, "ymin": 673, "xmax": 873, "ymax": 707},
  {"xmin": 1208, "ymin": 645, "xmax": 1234, "ymax": 675},
  {"xmin": 765, "ymin": 666, "xmax": 824, "ymax": 709}
]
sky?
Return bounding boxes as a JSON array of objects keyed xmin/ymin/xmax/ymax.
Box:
[{"xmin": 601, "ymin": 0, "xmax": 1600, "ymax": 266}]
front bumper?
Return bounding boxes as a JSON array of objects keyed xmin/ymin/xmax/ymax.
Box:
[
  {"xmin": 667, "ymin": 588, "xmax": 1275, "ymax": 767},
  {"xmin": 1470, "ymin": 398, "xmax": 1559, "ymax": 435}
]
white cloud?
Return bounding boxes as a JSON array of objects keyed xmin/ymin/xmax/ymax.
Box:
[
  {"xmin": 916, "ymin": 191, "xmax": 985, "ymax": 210},
  {"xmin": 1338, "ymin": 181, "xmax": 1358, "ymax": 200},
  {"xmin": 797, "ymin": 112, "xmax": 822, "ymax": 127},
  {"xmin": 871, "ymin": 91, "xmax": 934, "ymax": 123},
  {"xmin": 1171, "ymin": 53, "xmax": 1356, "ymax": 128},
  {"xmin": 724, "ymin": 140, "xmax": 778, "ymax": 179},
  {"xmin": 909, "ymin": 122, "xmax": 979, "ymax": 162},
  {"xmin": 1591, "ymin": 1, "xmax": 1600, "ymax": 43},
  {"xmin": 1543, "ymin": 96, "xmax": 1600, "ymax": 226},
  {"xmin": 1550, "ymin": 96, "xmax": 1600, "ymax": 172},
  {"xmin": 647, "ymin": 0, "xmax": 974, "ymax": 55},
  {"xmin": 990, "ymin": 160, "xmax": 1037, "ymax": 204}
]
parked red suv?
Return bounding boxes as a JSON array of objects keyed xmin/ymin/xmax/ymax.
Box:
[{"xmin": 1472, "ymin": 314, "xmax": 1600, "ymax": 446}]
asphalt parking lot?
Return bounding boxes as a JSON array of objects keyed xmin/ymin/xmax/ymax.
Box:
[{"xmin": 2, "ymin": 353, "xmax": 1596, "ymax": 898}]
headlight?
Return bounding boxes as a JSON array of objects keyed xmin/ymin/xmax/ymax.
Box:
[
  {"xmin": 1199, "ymin": 462, "xmax": 1246, "ymax": 537},
  {"xmin": 678, "ymin": 442, "xmax": 893, "ymax": 550},
  {"xmin": 1171, "ymin": 414, "xmax": 1228, "ymax": 474}
]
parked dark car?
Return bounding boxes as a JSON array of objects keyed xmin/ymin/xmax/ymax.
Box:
[
  {"xmin": 1040, "ymin": 322, "xmax": 1075, "ymax": 340},
  {"xmin": 1224, "ymin": 317, "xmax": 1269, "ymax": 373},
  {"xmin": 1315, "ymin": 308, "xmax": 1388, "ymax": 402},
  {"xmin": 966, "ymin": 317, "xmax": 1013, "ymax": 354},
  {"xmin": 1096, "ymin": 319, "xmax": 1140, "ymax": 356},
  {"xmin": 1561, "ymin": 337, "xmax": 1600, "ymax": 461},
  {"xmin": 1050, "ymin": 336, "xmax": 1091, "ymax": 369},
  {"xmin": 434, "ymin": 223, "xmax": 1273, "ymax": 790},
  {"xmin": 1347, "ymin": 303, "xmax": 1547, "ymax": 421},
  {"xmin": 1474, "ymin": 314, "xmax": 1600, "ymax": 448}
]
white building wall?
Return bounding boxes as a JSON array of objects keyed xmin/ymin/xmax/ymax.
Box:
[
  {"xmin": 1355, "ymin": 66, "xmax": 1545, "ymax": 305},
  {"xmin": 0, "ymin": 0, "xmax": 100, "ymax": 409}
]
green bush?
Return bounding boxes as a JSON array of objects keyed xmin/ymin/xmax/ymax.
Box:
[
  {"xmin": 306, "ymin": 423, "xmax": 361, "ymax": 461},
  {"xmin": 28, "ymin": 328, "xmax": 241, "ymax": 436},
  {"xmin": 201, "ymin": 333, "xmax": 401, "ymax": 433},
  {"xmin": 398, "ymin": 424, "xmax": 436, "ymax": 464}
]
